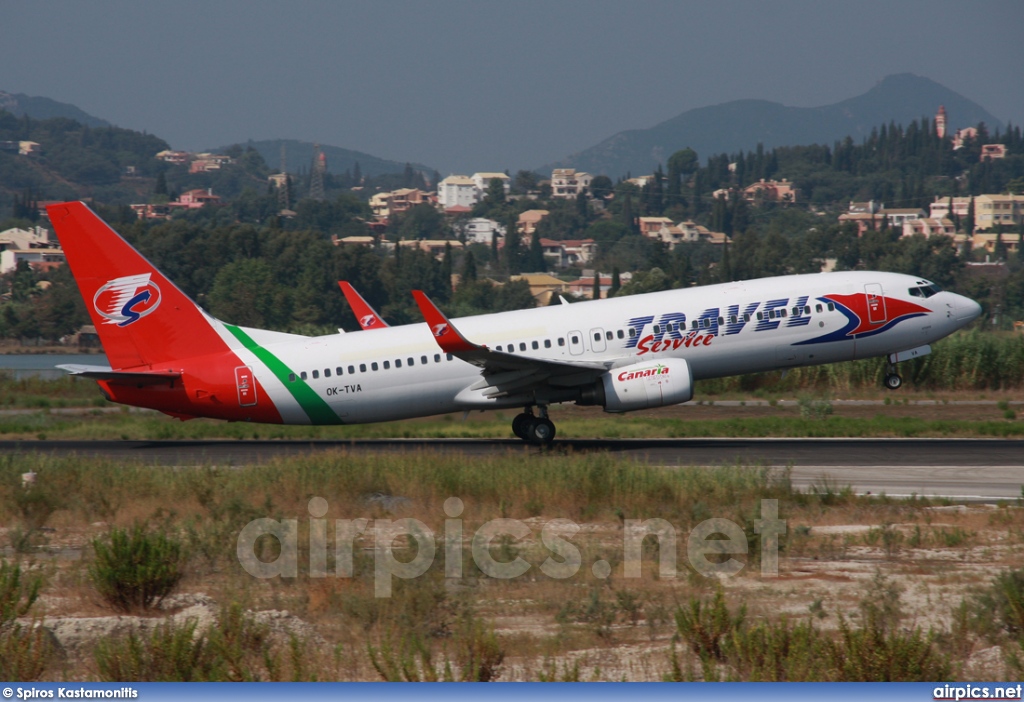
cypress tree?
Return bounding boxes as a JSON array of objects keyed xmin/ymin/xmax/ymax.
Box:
[
  {"xmin": 462, "ymin": 248, "xmax": 477, "ymax": 283},
  {"xmin": 591, "ymin": 272, "xmax": 601, "ymax": 300},
  {"xmin": 529, "ymin": 231, "xmax": 545, "ymax": 272},
  {"xmin": 608, "ymin": 266, "xmax": 621, "ymax": 297}
]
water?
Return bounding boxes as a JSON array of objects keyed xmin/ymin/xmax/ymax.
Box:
[{"xmin": 0, "ymin": 353, "xmax": 109, "ymax": 379}]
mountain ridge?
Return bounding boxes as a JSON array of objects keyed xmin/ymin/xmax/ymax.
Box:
[{"xmin": 546, "ymin": 73, "xmax": 1004, "ymax": 178}]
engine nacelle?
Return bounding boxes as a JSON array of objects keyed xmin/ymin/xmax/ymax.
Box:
[{"xmin": 599, "ymin": 358, "xmax": 693, "ymax": 412}]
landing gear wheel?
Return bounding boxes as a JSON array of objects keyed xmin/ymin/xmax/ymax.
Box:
[
  {"xmin": 884, "ymin": 373, "xmax": 903, "ymax": 390},
  {"xmin": 512, "ymin": 412, "xmax": 534, "ymax": 440},
  {"xmin": 527, "ymin": 418, "xmax": 556, "ymax": 446}
]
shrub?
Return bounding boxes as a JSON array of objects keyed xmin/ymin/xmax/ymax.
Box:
[
  {"xmin": 0, "ymin": 560, "xmax": 42, "ymax": 630},
  {"xmin": 89, "ymin": 525, "xmax": 185, "ymax": 612},
  {"xmin": 971, "ymin": 567, "xmax": 1024, "ymax": 640},
  {"xmin": 94, "ymin": 619, "xmax": 212, "ymax": 682}
]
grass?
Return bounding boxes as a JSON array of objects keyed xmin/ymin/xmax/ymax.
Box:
[{"xmin": 3, "ymin": 449, "xmax": 1024, "ymax": 680}]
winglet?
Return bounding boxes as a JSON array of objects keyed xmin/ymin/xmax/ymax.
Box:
[
  {"xmin": 339, "ymin": 281, "xmax": 389, "ymax": 330},
  {"xmin": 411, "ymin": 290, "xmax": 479, "ymax": 353}
]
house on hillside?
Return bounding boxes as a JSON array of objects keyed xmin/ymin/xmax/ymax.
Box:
[
  {"xmin": 743, "ymin": 179, "xmax": 798, "ymax": 204},
  {"xmin": 551, "ymin": 169, "xmax": 592, "ymax": 199},
  {"xmin": 438, "ymin": 175, "xmax": 478, "ymax": 209}
]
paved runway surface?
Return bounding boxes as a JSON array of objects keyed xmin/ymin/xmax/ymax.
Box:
[{"xmin": 2, "ymin": 438, "xmax": 1022, "ymax": 501}]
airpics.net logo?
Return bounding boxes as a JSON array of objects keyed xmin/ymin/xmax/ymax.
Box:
[
  {"xmin": 92, "ymin": 273, "xmax": 161, "ymax": 327},
  {"xmin": 236, "ymin": 497, "xmax": 785, "ymax": 598}
]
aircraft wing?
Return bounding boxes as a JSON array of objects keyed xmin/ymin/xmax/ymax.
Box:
[
  {"xmin": 411, "ymin": 290, "xmax": 609, "ymax": 399},
  {"xmin": 339, "ymin": 281, "xmax": 389, "ymax": 330}
]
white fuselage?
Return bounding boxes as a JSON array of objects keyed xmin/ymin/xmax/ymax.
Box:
[{"xmin": 225, "ymin": 271, "xmax": 980, "ymax": 425}]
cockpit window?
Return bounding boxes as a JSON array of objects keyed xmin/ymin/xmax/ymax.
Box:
[{"xmin": 910, "ymin": 284, "xmax": 941, "ymax": 298}]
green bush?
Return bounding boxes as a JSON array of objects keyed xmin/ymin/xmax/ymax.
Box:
[
  {"xmin": 0, "ymin": 560, "xmax": 41, "ymax": 629},
  {"xmin": 971, "ymin": 567, "xmax": 1024, "ymax": 640},
  {"xmin": 89, "ymin": 525, "xmax": 185, "ymax": 612},
  {"xmin": 674, "ymin": 587, "xmax": 950, "ymax": 681},
  {"xmin": 94, "ymin": 619, "xmax": 213, "ymax": 682}
]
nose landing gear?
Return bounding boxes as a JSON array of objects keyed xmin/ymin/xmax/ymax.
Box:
[
  {"xmin": 511, "ymin": 406, "xmax": 556, "ymax": 445},
  {"xmin": 883, "ymin": 354, "xmax": 903, "ymax": 390}
]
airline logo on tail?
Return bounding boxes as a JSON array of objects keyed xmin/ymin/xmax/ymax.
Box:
[
  {"xmin": 93, "ymin": 273, "xmax": 162, "ymax": 327},
  {"xmin": 432, "ymin": 323, "xmax": 450, "ymax": 338},
  {"xmin": 360, "ymin": 314, "xmax": 379, "ymax": 328}
]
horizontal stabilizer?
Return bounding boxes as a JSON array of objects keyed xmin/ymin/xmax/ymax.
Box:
[{"xmin": 57, "ymin": 364, "xmax": 181, "ymax": 386}]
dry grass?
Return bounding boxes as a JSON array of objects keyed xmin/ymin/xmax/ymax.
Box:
[{"xmin": 2, "ymin": 451, "xmax": 1024, "ymax": 680}]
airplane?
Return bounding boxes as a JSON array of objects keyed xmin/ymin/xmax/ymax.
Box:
[
  {"xmin": 338, "ymin": 281, "xmax": 389, "ymax": 330},
  {"xmin": 47, "ymin": 201, "xmax": 982, "ymax": 445}
]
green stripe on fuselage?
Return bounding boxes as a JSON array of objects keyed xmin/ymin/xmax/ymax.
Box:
[{"xmin": 225, "ymin": 325, "xmax": 342, "ymax": 425}]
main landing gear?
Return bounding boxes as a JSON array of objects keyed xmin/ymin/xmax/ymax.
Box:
[
  {"xmin": 883, "ymin": 356, "xmax": 903, "ymax": 391},
  {"xmin": 512, "ymin": 406, "xmax": 557, "ymax": 446}
]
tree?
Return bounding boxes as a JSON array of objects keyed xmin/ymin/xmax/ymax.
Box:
[
  {"xmin": 608, "ymin": 266, "xmax": 621, "ymax": 297},
  {"xmin": 485, "ymin": 178, "xmax": 506, "ymax": 204},
  {"xmin": 398, "ymin": 204, "xmax": 445, "ymax": 240},
  {"xmin": 461, "ymin": 248, "xmax": 478, "ymax": 283},
  {"xmin": 589, "ymin": 175, "xmax": 613, "ymax": 200},
  {"xmin": 591, "ymin": 273, "xmax": 601, "ymax": 300},
  {"xmin": 504, "ymin": 219, "xmax": 521, "ymax": 275},
  {"xmin": 528, "ymin": 231, "xmax": 546, "ymax": 272}
]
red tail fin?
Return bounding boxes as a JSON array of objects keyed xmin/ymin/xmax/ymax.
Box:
[
  {"xmin": 339, "ymin": 281, "xmax": 389, "ymax": 330},
  {"xmin": 47, "ymin": 202, "xmax": 229, "ymax": 370}
]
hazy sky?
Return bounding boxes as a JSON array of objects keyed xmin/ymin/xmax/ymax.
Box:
[{"xmin": 4, "ymin": 0, "xmax": 1023, "ymax": 173}]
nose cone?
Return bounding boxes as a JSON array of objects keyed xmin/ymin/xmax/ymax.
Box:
[{"xmin": 955, "ymin": 294, "xmax": 982, "ymax": 323}]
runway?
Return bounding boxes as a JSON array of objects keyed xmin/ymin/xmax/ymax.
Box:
[{"xmin": 2, "ymin": 438, "xmax": 1022, "ymax": 501}]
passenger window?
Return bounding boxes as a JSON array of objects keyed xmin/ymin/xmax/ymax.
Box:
[
  {"xmin": 312, "ymin": 370, "xmax": 319, "ymax": 379},
  {"xmin": 395, "ymin": 359, "xmax": 401, "ymax": 368},
  {"xmin": 495, "ymin": 345, "xmax": 502, "ymax": 352},
  {"xmin": 701, "ymin": 319, "xmax": 710, "ymax": 328},
  {"xmin": 827, "ymin": 303, "xmax": 835, "ymax": 312},
  {"xmin": 337, "ymin": 367, "xmax": 344, "ymax": 375},
  {"xmin": 593, "ymin": 332, "xmax": 601, "ymax": 341},
  {"xmin": 434, "ymin": 354, "xmax": 441, "ymax": 363},
  {"xmin": 519, "ymin": 342, "xmax": 527, "ymax": 351},
  {"xmin": 804, "ymin": 306, "xmax": 810, "ymax": 314},
  {"xmin": 532, "ymin": 341, "xmax": 539, "ymax": 349},
  {"xmin": 544, "ymin": 339, "xmax": 552, "ymax": 348},
  {"xmin": 780, "ymin": 309, "xmax": 787, "ymax": 318},
  {"xmin": 616, "ymin": 330, "xmax": 624, "ymax": 339},
  {"xmin": 815, "ymin": 304, "xmax": 823, "ymax": 313},
  {"xmin": 730, "ymin": 315, "xmax": 737, "ymax": 324},
  {"xmin": 791, "ymin": 307, "xmax": 799, "ymax": 316},
  {"xmin": 359, "ymin": 364, "xmax": 366, "ymax": 372},
  {"xmin": 408, "ymin": 358, "xmax": 414, "ymax": 366},
  {"xmin": 653, "ymin": 325, "xmax": 661, "ymax": 334},
  {"xmin": 300, "ymin": 371, "xmax": 308, "ymax": 380},
  {"xmin": 571, "ymin": 335, "xmax": 579, "ymax": 344},
  {"xmin": 446, "ymin": 353, "xmax": 453, "ymax": 361},
  {"xmin": 421, "ymin": 356, "xmax": 428, "ymax": 364},
  {"xmin": 288, "ymin": 373, "xmax": 296, "ymax": 382},
  {"xmin": 348, "ymin": 365, "xmax": 355, "ymax": 374},
  {"xmin": 383, "ymin": 361, "xmax": 390, "ymax": 370},
  {"xmin": 371, "ymin": 362, "xmax": 379, "ymax": 371},
  {"xmin": 628, "ymin": 329, "xmax": 636, "ymax": 338},
  {"xmin": 691, "ymin": 320, "xmax": 699, "ymax": 329},
  {"xmin": 324, "ymin": 369, "xmax": 331, "ymax": 378},
  {"xmin": 756, "ymin": 312, "xmax": 764, "ymax": 321},
  {"xmin": 717, "ymin": 317, "xmax": 724, "ymax": 325},
  {"xmin": 743, "ymin": 313, "xmax": 751, "ymax": 322},
  {"xmin": 558, "ymin": 338, "xmax": 566, "ymax": 346},
  {"xmin": 606, "ymin": 331, "xmax": 613, "ymax": 340}
]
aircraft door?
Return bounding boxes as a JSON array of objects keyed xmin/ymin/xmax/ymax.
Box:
[
  {"xmin": 235, "ymin": 366, "xmax": 257, "ymax": 407},
  {"xmin": 568, "ymin": 330, "xmax": 584, "ymax": 355},
  {"xmin": 590, "ymin": 327, "xmax": 607, "ymax": 353},
  {"xmin": 865, "ymin": 284, "xmax": 887, "ymax": 324}
]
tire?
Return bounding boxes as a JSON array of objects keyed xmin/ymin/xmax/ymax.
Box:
[
  {"xmin": 527, "ymin": 418, "xmax": 556, "ymax": 445},
  {"xmin": 884, "ymin": 373, "xmax": 903, "ymax": 390},
  {"xmin": 512, "ymin": 412, "xmax": 533, "ymax": 439}
]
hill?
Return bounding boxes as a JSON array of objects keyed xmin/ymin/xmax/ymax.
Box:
[
  {"xmin": 0, "ymin": 91, "xmax": 112, "ymax": 128},
  {"xmin": 228, "ymin": 139, "xmax": 434, "ymax": 180},
  {"xmin": 547, "ymin": 74, "xmax": 1003, "ymax": 178}
]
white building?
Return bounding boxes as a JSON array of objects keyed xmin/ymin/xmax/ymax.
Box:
[
  {"xmin": 551, "ymin": 168, "xmax": 593, "ymax": 199},
  {"xmin": 0, "ymin": 248, "xmax": 65, "ymax": 275},
  {"xmin": 472, "ymin": 172, "xmax": 511, "ymax": 200},
  {"xmin": 0, "ymin": 227, "xmax": 51, "ymax": 250},
  {"xmin": 437, "ymin": 175, "xmax": 478, "ymax": 209},
  {"xmin": 461, "ymin": 217, "xmax": 506, "ymax": 244}
]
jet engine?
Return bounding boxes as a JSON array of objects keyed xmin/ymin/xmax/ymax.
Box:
[{"xmin": 581, "ymin": 358, "xmax": 694, "ymax": 412}]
